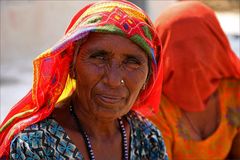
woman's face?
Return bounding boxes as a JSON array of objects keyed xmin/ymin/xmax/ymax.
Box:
[{"xmin": 74, "ymin": 33, "xmax": 149, "ymax": 120}]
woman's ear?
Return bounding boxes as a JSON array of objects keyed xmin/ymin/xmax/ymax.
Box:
[
  {"xmin": 70, "ymin": 40, "xmax": 82, "ymax": 80},
  {"xmin": 69, "ymin": 62, "xmax": 76, "ymax": 79},
  {"xmin": 142, "ymin": 82, "xmax": 147, "ymax": 91},
  {"xmin": 70, "ymin": 68, "xmax": 76, "ymax": 79}
]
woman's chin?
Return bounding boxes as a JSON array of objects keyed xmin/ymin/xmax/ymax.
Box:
[{"xmin": 92, "ymin": 102, "xmax": 129, "ymax": 120}]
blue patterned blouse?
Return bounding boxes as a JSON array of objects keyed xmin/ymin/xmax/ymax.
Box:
[{"xmin": 10, "ymin": 111, "xmax": 168, "ymax": 160}]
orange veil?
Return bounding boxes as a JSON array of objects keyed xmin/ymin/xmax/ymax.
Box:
[{"xmin": 155, "ymin": 1, "xmax": 240, "ymax": 112}]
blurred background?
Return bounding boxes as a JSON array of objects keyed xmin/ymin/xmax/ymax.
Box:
[{"xmin": 1, "ymin": 0, "xmax": 239, "ymax": 122}]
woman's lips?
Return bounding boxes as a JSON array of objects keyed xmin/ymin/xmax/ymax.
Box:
[{"xmin": 96, "ymin": 94, "xmax": 124, "ymax": 105}]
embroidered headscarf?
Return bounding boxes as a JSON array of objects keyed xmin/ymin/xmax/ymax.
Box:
[
  {"xmin": 155, "ymin": 1, "xmax": 240, "ymax": 112},
  {"xmin": 0, "ymin": 0, "xmax": 163, "ymax": 157}
]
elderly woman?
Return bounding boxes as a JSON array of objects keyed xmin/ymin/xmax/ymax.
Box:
[
  {"xmin": 0, "ymin": 1, "xmax": 168, "ymax": 160},
  {"xmin": 148, "ymin": 1, "xmax": 240, "ymax": 160}
]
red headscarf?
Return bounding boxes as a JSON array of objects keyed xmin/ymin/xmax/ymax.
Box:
[
  {"xmin": 155, "ymin": 1, "xmax": 240, "ymax": 112},
  {"xmin": 0, "ymin": 1, "xmax": 163, "ymax": 157}
]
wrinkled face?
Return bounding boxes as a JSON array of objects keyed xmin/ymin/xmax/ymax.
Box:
[{"xmin": 74, "ymin": 33, "xmax": 149, "ymax": 119}]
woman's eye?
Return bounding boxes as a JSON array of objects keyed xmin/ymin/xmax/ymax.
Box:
[
  {"xmin": 124, "ymin": 57, "xmax": 141, "ymax": 69},
  {"xmin": 126, "ymin": 57, "xmax": 141, "ymax": 64},
  {"xmin": 90, "ymin": 52, "xmax": 106, "ymax": 60},
  {"xmin": 89, "ymin": 51, "xmax": 108, "ymax": 62},
  {"xmin": 88, "ymin": 51, "xmax": 107, "ymax": 67}
]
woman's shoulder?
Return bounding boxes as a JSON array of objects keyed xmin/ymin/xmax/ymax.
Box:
[
  {"xmin": 126, "ymin": 111, "xmax": 168, "ymax": 159},
  {"xmin": 220, "ymin": 78, "xmax": 240, "ymax": 91},
  {"xmin": 219, "ymin": 79, "xmax": 240, "ymax": 128},
  {"xmin": 13, "ymin": 117, "xmax": 62, "ymax": 137},
  {"xmin": 126, "ymin": 111, "xmax": 160, "ymax": 132},
  {"xmin": 219, "ymin": 78, "xmax": 240, "ymax": 108},
  {"xmin": 10, "ymin": 118, "xmax": 83, "ymax": 159},
  {"xmin": 10, "ymin": 117, "xmax": 63, "ymax": 150}
]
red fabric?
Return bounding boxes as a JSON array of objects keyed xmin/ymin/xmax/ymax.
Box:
[
  {"xmin": 0, "ymin": 1, "xmax": 163, "ymax": 158},
  {"xmin": 155, "ymin": 1, "xmax": 240, "ymax": 112}
]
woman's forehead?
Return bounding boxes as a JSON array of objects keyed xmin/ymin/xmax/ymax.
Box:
[{"xmin": 80, "ymin": 33, "xmax": 147, "ymax": 56}]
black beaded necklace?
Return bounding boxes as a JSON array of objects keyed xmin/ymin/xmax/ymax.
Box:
[{"xmin": 69, "ymin": 106, "xmax": 129, "ymax": 160}]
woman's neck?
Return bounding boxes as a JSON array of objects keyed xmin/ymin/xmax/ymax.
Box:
[
  {"xmin": 72, "ymin": 104, "xmax": 120, "ymax": 141},
  {"xmin": 182, "ymin": 90, "xmax": 220, "ymax": 140},
  {"xmin": 71, "ymin": 91, "xmax": 123, "ymax": 140}
]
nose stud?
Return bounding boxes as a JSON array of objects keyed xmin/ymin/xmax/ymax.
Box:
[{"xmin": 120, "ymin": 79, "xmax": 125, "ymax": 85}]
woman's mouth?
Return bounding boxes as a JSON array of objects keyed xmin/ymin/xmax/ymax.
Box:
[{"xmin": 95, "ymin": 94, "xmax": 124, "ymax": 105}]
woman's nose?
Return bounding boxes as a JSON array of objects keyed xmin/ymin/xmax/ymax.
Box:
[{"xmin": 103, "ymin": 64, "xmax": 123, "ymax": 88}]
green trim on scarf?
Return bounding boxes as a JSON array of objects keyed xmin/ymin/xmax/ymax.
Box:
[
  {"xmin": 141, "ymin": 26, "xmax": 152, "ymax": 41},
  {"xmin": 130, "ymin": 34, "xmax": 152, "ymax": 58},
  {"xmin": 81, "ymin": 15, "xmax": 102, "ymax": 25},
  {"xmin": 94, "ymin": 24, "xmax": 125, "ymax": 36}
]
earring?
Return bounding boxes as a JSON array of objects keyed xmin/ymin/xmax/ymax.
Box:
[
  {"xmin": 120, "ymin": 79, "xmax": 125, "ymax": 85},
  {"xmin": 142, "ymin": 83, "xmax": 146, "ymax": 90}
]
